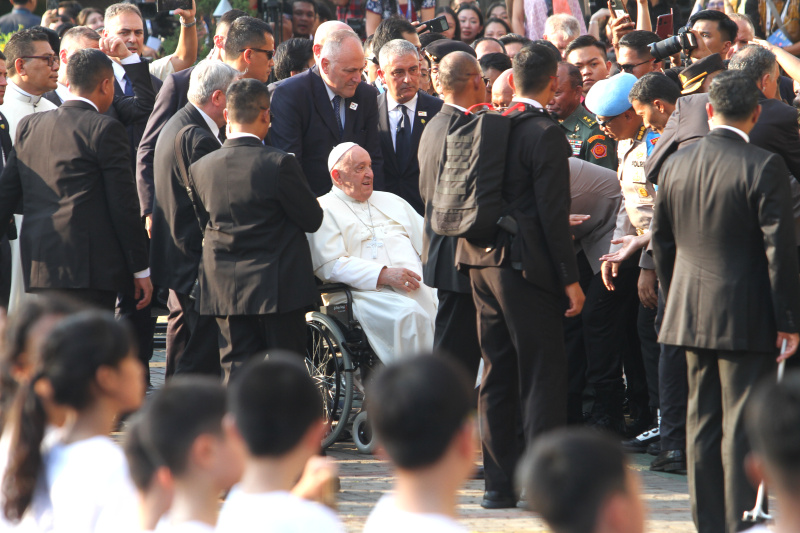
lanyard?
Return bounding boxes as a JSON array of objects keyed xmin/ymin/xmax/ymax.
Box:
[{"xmin": 767, "ymin": 0, "xmax": 791, "ymax": 34}]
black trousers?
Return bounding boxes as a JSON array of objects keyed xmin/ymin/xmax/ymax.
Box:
[
  {"xmin": 685, "ymin": 348, "xmax": 774, "ymax": 533},
  {"xmin": 216, "ymin": 308, "xmax": 307, "ymax": 383},
  {"xmin": 470, "ymin": 266, "xmax": 567, "ymax": 494},
  {"xmin": 434, "ymin": 288, "xmax": 482, "ymax": 379},
  {"xmin": 639, "ymin": 303, "xmax": 660, "ymax": 409},
  {"xmin": 34, "ymin": 288, "xmax": 117, "ymax": 312},
  {"xmin": 166, "ymin": 290, "xmax": 221, "ymax": 378},
  {"xmin": 117, "ymin": 292, "xmax": 157, "ymax": 386},
  {"xmin": 656, "ymin": 287, "xmax": 687, "ymax": 452}
]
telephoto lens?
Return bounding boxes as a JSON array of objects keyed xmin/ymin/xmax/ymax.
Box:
[{"xmin": 648, "ymin": 27, "xmax": 698, "ymax": 61}]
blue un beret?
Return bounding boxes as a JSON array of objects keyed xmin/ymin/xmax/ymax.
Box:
[{"xmin": 585, "ymin": 73, "xmax": 638, "ymax": 117}]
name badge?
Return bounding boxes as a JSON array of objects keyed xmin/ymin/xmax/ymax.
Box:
[
  {"xmin": 350, "ymin": 102, "xmax": 358, "ymax": 110},
  {"xmin": 418, "ymin": 111, "xmax": 427, "ymax": 117}
]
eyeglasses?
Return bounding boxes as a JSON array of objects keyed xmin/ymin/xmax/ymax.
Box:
[
  {"xmin": 619, "ymin": 59, "xmax": 654, "ymax": 73},
  {"xmin": 20, "ymin": 54, "xmax": 59, "ymax": 67},
  {"xmin": 597, "ymin": 114, "xmax": 622, "ymax": 128},
  {"xmin": 240, "ymin": 48, "xmax": 274, "ymax": 60}
]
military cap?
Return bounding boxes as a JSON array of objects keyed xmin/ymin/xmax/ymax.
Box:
[
  {"xmin": 424, "ymin": 39, "xmax": 477, "ymax": 64},
  {"xmin": 585, "ymin": 73, "xmax": 638, "ymax": 117},
  {"xmin": 679, "ymin": 53, "xmax": 725, "ymax": 95}
]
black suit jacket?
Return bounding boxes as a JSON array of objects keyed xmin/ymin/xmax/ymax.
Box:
[
  {"xmin": 117, "ymin": 72, "xmax": 163, "ymax": 174},
  {"xmin": 270, "ymin": 66, "xmax": 384, "ymax": 197},
  {"xmin": 136, "ymin": 65, "xmax": 194, "ymax": 217},
  {"xmin": 646, "ymin": 92, "xmax": 800, "ymax": 183},
  {"xmin": 378, "ymin": 90, "xmax": 442, "ymax": 215},
  {"xmin": 0, "ymin": 112, "xmax": 11, "ymax": 165},
  {"xmin": 191, "ymin": 137, "xmax": 323, "ymax": 315},
  {"xmin": 150, "ymin": 103, "xmax": 221, "ymax": 295},
  {"xmin": 455, "ymin": 105, "xmax": 579, "ymax": 295},
  {"xmin": 0, "ymin": 101, "xmax": 149, "ymax": 294},
  {"xmin": 652, "ymin": 129, "xmax": 800, "ymax": 352},
  {"xmin": 418, "ymin": 104, "xmax": 472, "ymax": 294}
]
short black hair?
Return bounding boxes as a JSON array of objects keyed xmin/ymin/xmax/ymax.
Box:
[
  {"xmin": 629, "ymin": 72, "xmax": 680, "ymax": 105},
  {"xmin": 513, "ymin": 43, "xmax": 559, "ymax": 95},
  {"xmin": 565, "ymin": 34, "xmax": 607, "ymax": 62},
  {"xmin": 4, "ymin": 29, "xmax": 51, "ymax": 76},
  {"xmin": 618, "ymin": 30, "xmax": 660, "ymax": 59},
  {"xmin": 688, "ymin": 9, "xmax": 738, "ymax": 43},
  {"xmin": 67, "ymin": 48, "xmax": 113, "ymax": 94},
  {"xmin": 558, "ymin": 61, "xmax": 582, "ymax": 87},
  {"xmin": 124, "ymin": 416, "xmax": 160, "ymax": 491},
  {"xmin": 498, "ymin": 33, "xmax": 531, "ymax": 46},
  {"xmin": 708, "ymin": 70, "xmax": 759, "ymax": 121},
  {"xmin": 226, "ymin": 78, "xmax": 271, "ymax": 123},
  {"xmin": 472, "ymin": 36, "xmax": 506, "ymax": 54},
  {"xmin": 729, "ymin": 44, "xmax": 777, "ymax": 85},
  {"xmin": 480, "ymin": 51, "xmax": 512, "ymax": 73},
  {"xmin": 517, "ymin": 428, "xmax": 629, "ymax": 533},
  {"xmin": 0, "ymin": 51, "xmax": 6, "ymax": 62},
  {"xmin": 316, "ymin": 2, "xmax": 332, "ymax": 22},
  {"xmin": 420, "ymin": 32, "xmax": 446, "ymax": 47},
  {"xmin": 531, "ymin": 38, "xmax": 559, "ymax": 56},
  {"xmin": 224, "ymin": 16, "xmax": 272, "ymax": 60},
  {"xmin": 746, "ymin": 372, "xmax": 800, "ymax": 494},
  {"xmin": 219, "ymin": 8, "xmax": 247, "ymax": 27},
  {"xmin": 372, "ymin": 15, "xmax": 417, "ymax": 59},
  {"xmin": 366, "ymin": 355, "xmax": 473, "ymax": 469},
  {"xmin": 273, "ymin": 37, "xmax": 313, "ymax": 80},
  {"xmin": 228, "ymin": 356, "xmax": 322, "ymax": 457},
  {"xmin": 291, "ymin": 0, "xmax": 316, "ymax": 13},
  {"xmin": 139, "ymin": 377, "xmax": 227, "ymax": 477},
  {"xmin": 484, "ymin": 17, "xmax": 511, "ymax": 35},
  {"xmin": 58, "ymin": 1, "xmax": 83, "ymax": 21},
  {"xmin": 27, "ymin": 26, "xmax": 60, "ymax": 57}
]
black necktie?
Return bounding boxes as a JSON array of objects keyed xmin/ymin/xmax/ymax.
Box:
[
  {"xmin": 395, "ymin": 104, "xmax": 411, "ymax": 169},
  {"xmin": 332, "ymin": 95, "xmax": 344, "ymax": 140}
]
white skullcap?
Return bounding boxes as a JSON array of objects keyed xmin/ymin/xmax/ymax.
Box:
[{"xmin": 328, "ymin": 142, "xmax": 358, "ymax": 173}]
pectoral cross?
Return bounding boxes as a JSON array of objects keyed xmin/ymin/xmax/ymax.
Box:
[{"xmin": 365, "ymin": 235, "xmax": 384, "ymax": 259}]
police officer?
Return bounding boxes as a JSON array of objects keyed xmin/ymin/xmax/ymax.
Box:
[{"xmin": 547, "ymin": 62, "xmax": 618, "ymax": 171}]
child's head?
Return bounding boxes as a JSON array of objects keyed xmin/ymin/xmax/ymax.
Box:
[
  {"xmin": 227, "ymin": 357, "xmax": 323, "ymax": 459},
  {"xmin": 139, "ymin": 376, "xmax": 243, "ymax": 489},
  {"xmin": 124, "ymin": 415, "xmax": 174, "ymax": 529},
  {"xmin": 366, "ymin": 354, "xmax": 475, "ymax": 474}
]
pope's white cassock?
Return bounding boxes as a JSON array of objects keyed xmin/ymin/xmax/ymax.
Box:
[
  {"xmin": 0, "ymin": 81, "xmax": 57, "ymax": 313},
  {"xmin": 307, "ymin": 186, "xmax": 437, "ymax": 363}
]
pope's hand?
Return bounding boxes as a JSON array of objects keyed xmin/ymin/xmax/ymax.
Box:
[{"xmin": 378, "ymin": 267, "xmax": 421, "ymax": 293}]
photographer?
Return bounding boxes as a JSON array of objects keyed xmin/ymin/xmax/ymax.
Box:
[{"xmin": 686, "ymin": 9, "xmax": 737, "ymax": 59}]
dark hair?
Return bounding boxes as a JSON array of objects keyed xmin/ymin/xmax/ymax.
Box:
[
  {"xmin": 531, "ymin": 38, "xmax": 559, "ymax": 56},
  {"xmin": 558, "ymin": 61, "xmax": 582, "ymax": 87},
  {"xmin": 629, "ymin": 72, "xmax": 680, "ymax": 105},
  {"xmin": 0, "ymin": 51, "xmax": 5, "ymax": 61},
  {"xmin": 273, "ymin": 37, "xmax": 313, "ymax": 80},
  {"xmin": 58, "ymin": 1, "xmax": 83, "ymax": 22},
  {"xmin": 565, "ymin": 34, "xmax": 607, "ymax": 62},
  {"xmin": 55, "ymin": 22, "xmax": 76, "ymax": 38},
  {"xmin": 688, "ymin": 9, "xmax": 738, "ymax": 43},
  {"xmin": 316, "ymin": 1, "xmax": 332, "ymax": 22},
  {"xmin": 517, "ymin": 428, "xmax": 629, "ymax": 533},
  {"xmin": 4, "ymin": 30, "xmax": 51, "ymax": 76},
  {"xmin": 708, "ymin": 70, "xmax": 759, "ymax": 121},
  {"xmin": 372, "ymin": 15, "xmax": 417, "ymax": 59},
  {"xmin": 436, "ymin": 6, "xmax": 461, "ymax": 40},
  {"xmin": 729, "ymin": 44, "xmax": 777, "ymax": 85},
  {"xmin": 618, "ymin": 30, "xmax": 660, "ymax": 59},
  {"xmin": 219, "ymin": 8, "xmax": 247, "ymax": 28},
  {"xmin": 456, "ymin": 4, "xmax": 484, "ymax": 27},
  {"xmin": 228, "ymin": 356, "xmax": 321, "ymax": 457},
  {"xmin": 420, "ymin": 32, "xmax": 447, "ymax": 47},
  {"xmin": 76, "ymin": 6, "xmax": 101, "ymax": 26},
  {"xmin": 291, "ymin": 0, "xmax": 317, "ymax": 14},
  {"xmin": 224, "ymin": 16, "xmax": 273, "ymax": 60},
  {"xmin": 67, "ymin": 48, "xmax": 113, "ymax": 94},
  {"xmin": 486, "ymin": 1, "xmax": 506, "ymax": 19},
  {"xmin": 746, "ymin": 372, "xmax": 800, "ymax": 494},
  {"xmin": 124, "ymin": 415, "xmax": 160, "ymax": 491},
  {"xmin": 513, "ymin": 43, "xmax": 559, "ymax": 95},
  {"xmin": 498, "ymin": 32, "xmax": 531, "ymax": 46},
  {"xmin": 480, "ymin": 51, "xmax": 512, "ymax": 73},
  {"xmin": 226, "ymin": 78, "xmax": 270, "ymax": 123},
  {"xmin": 139, "ymin": 377, "xmax": 227, "ymax": 477},
  {"xmin": 2, "ymin": 311, "xmax": 135, "ymax": 522},
  {"xmin": 484, "ymin": 17, "xmax": 511, "ymax": 35},
  {"xmin": 367, "ymin": 355, "xmax": 473, "ymax": 469},
  {"xmin": 472, "ymin": 36, "xmax": 506, "ymax": 54},
  {"xmin": 27, "ymin": 26, "xmax": 61, "ymax": 58}
]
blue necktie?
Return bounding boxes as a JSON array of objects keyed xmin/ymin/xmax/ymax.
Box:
[
  {"xmin": 332, "ymin": 95, "xmax": 344, "ymax": 140},
  {"xmin": 123, "ymin": 73, "xmax": 134, "ymax": 96}
]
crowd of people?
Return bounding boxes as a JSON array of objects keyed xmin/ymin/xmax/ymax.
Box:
[{"xmin": 0, "ymin": 0, "xmax": 800, "ymax": 531}]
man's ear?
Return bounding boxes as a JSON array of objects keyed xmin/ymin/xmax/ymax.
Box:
[
  {"xmin": 706, "ymin": 101, "xmax": 714, "ymax": 121},
  {"xmin": 59, "ymin": 49, "xmax": 68, "ymax": 65},
  {"xmin": 14, "ymin": 57, "xmax": 26, "ymax": 77},
  {"xmin": 320, "ymin": 57, "xmax": 330, "ymax": 75},
  {"xmin": 331, "ymin": 168, "xmax": 341, "ymax": 186},
  {"xmin": 377, "ymin": 67, "xmax": 386, "ymax": 86},
  {"xmin": 508, "ymin": 71, "xmax": 516, "ymax": 92}
]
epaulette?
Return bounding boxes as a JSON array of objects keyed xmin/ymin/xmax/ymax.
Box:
[{"xmin": 579, "ymin": 114, "xmax": 597, "ymax": 128}]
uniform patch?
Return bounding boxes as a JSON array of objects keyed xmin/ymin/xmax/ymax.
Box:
[
  {"xmin": 587, "ymin": 134, "xmax": 605, "ymax": 143},
  {"xmin": 591, "ymin": 143, "xmax": 608, "ymax": 159},
  {"xmin": 637, "ymin": 187, "xmax": 649, "ymax": 198},
  {"xmin": 568, "ymin": 138, "xmax": 582, "ymax": 155}
]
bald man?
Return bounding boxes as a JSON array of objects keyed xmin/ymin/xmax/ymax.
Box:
[
  {"xmin": 492, "ymin": 68, "xmax": 514, "ymax": 110},
  {"xmin": 271, "ymin": 29, "xmax": 384, "ymax": 197}
]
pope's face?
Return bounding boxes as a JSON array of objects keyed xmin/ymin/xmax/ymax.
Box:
[{"xmin": 335, "ymin": 147, "xmax": 374, "ymax": 202}]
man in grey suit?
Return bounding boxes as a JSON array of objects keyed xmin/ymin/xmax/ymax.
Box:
[{"xmin": 652, "ymin": 71, "xmax": 800, "ymax": 533}]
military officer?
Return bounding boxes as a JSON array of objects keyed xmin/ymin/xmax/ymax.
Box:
[{"xmin": 548, "ymin": 62, "xmax": 618, "ymax": 171}]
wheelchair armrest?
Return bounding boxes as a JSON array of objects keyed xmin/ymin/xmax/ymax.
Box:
[
  {"xmin": 317, "ymin": 283, "xmax": 357, "ymax": 328},
  {"xmin": 318, "ymin": 283, "xmax": 350, "ymax": 293}
]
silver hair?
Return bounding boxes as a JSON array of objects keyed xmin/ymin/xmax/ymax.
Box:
[
  {"xmin": 187, "ymin": 60, "xmax": 241, "ymax": 106},
  {"xmin": 104, "ymin": 2, "xmax": 142, "ymax": 23},
  {"xmin": 378, "ymin": 39, "xmax": 419, "ymax": 69},
  {"xmin": 544, "ymin": 14, "xmax": 580, "ymax": 39},
  {"xmin": 320, "ymin": 29, "xmax": 363, "ymax": 62}
]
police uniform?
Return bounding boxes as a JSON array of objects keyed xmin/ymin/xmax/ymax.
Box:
[{"xmin": 558, "ymin": 103, "xmax": 618, "ymax": 171}]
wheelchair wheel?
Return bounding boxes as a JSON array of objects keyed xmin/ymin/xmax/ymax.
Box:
[
  {"xmin": 352, "ymin": 410, "xmax": 377, "ymax": 454},
  {"xmin": 306, "ymin": 311, "xmax": 354, "ymax": 449}
]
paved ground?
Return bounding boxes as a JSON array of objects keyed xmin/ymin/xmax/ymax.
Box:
[{"xmin": 147, "ymin": 342, "xmax": 697, "ymax": 533}]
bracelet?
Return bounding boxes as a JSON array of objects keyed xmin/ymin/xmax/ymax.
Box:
[{"xmin": 180, "ymin": 18, "xmax": 196, "ymax": 27}]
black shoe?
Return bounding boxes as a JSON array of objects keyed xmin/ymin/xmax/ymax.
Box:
[
  {"xmin": 647, "ymin": 441, "xmax": 661, "ymax": 456},
  {"xmin": 650, "ymin": 449, "xmax": 687, "ymax": 474},
  {"xmin": 481, "ymin": 491, "xmax": 517, "ymax": 509},
  {"xmin": 621, "ymin": 426, "xmax": 660, "ymax": 453},
  {"xmin": 472, "ymin": 466, "xmax": 485, "ymax": 480}
]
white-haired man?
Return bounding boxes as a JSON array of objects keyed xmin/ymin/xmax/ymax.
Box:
[
  {"xmin": 544, "ymin": 14, "xmax": 581, "ymax": 57},
  {"xmin": 306, "ymin": 143, "xmax": 437, "ymax": 363}
]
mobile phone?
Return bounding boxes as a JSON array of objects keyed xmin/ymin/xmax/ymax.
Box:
[
  {"xmin": 419, "ymin": 15, "xmax": 449, "ymax": 34},
  {"xmin": 46, "ymin": 0, "xmax": 58, "ymax": 11},
  {"xmin": 611, "ymin": 0, "xmax": 628, "ymax": 18},
  {"xmin": 156, "ymin": 0, "xmax": 192, "ymax": 12},
  {"xmin": 656, "ymin": 13, "xmax": 673, "ymax": 39}
]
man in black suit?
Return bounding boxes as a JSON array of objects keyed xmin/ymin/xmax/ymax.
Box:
[
  {"xmin": 136, "ymin": 14, "xmax": 269, "ymax": 229},
  {"xmin": 191, "ymin": 79, "xmax": 323, "ymax": 383},
  {"xmin": 652, "ymin": 70, "xmax": 800, "ymax": 533},
  {"xmin": 377, "ymin": 39, "xmax": 442, "ymax": 215},
  {"xmin": 151, "ymin": 60, "xmax": 239, "ymax": 378},
  {"xmin": 453, "ymin": 46, "xmax": 585, "ymax": 508},
  {"xmin": 418, "ymin": 52, "xmax": 483, "ymax": 380},
  {"xmin": 0, "ymin": 52, "xmax": 12, "ymax": 310},
  {"xmin": 0, "ymin": 49, "xmax": 152, "ymax": 312},
  {"xmin": 270, "ymin": 28, "xmax": 384, "ymax": 197}
]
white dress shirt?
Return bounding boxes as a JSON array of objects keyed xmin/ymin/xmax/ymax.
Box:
[
  {"xmin": 226, "ymin": 131, "xmax": 263, "ymax": 141},
  {"xmin": 110, "ymin": 54, "xmax": 143, "ymax": 94},
  {"xmin": 710, "ymin": 124, "xmax": 750, "ymax": 143},
  {"xmin": 190, "ymin": 103, "xmax": 220, "ymax": 143},
  {"xmin": 511, "ymin": 96, "xmax": 544, "ymax": 109},
  {"xmin": 387, "ymin": 92, "xmax": 418, "ymax": 150},
  {"xmin": 55, "ymin": 82, "xmax": 71, "ymax": 104}
]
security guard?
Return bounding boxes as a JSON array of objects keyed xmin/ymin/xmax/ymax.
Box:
[{"xmin": 548, "ymin": 62, "xmax": 618, "ymax": 171}]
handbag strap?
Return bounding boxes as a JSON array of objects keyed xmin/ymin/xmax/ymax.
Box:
[{"xmin": 173, "ymin": 125, "xmax": 207, "ymax": 235}]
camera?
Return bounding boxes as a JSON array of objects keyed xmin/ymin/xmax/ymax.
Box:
[{"xmin": 648, "ymin": 26, "xmax": 698, "ymax": 61}]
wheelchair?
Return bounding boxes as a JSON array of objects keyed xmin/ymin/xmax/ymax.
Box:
[{"xmin": 305, "ymin": 283, "xmax": 382, "ymax": 453}]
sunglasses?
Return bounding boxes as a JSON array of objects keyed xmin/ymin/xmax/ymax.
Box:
[
  {"xmin": 619, "ymin": 59, "xmax": 654, "ymax": 73},
  {"xmin": 239, "ymin": 48, "xmax": 274, "ymax": 60}
]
